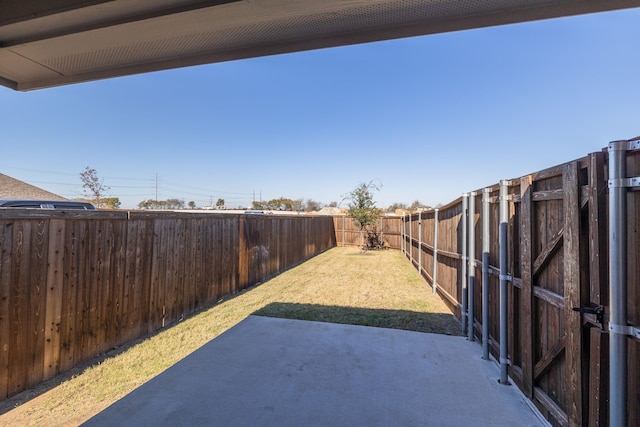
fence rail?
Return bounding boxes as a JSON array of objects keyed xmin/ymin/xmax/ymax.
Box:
[
  {"xmin": 401, "ymin": 146, "xmax": 640, "ymax": 427},
  {"xmin": 0, "ymin": 212, "xmax": 336, "ymax": 400}
]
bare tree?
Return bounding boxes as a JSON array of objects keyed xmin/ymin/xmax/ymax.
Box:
[{"xmin": 80, "ymin": 166, "xmax": 110, "ymax": 208}]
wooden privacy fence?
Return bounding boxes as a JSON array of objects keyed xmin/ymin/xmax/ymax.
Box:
[
  {"xmin": 402, "ymin": 146, "xmax": 639, "ymax": 427},
  {"xmin": 333, "ymin": 215, "xmax": 403, "ymax": 249},
  {"xmin": 0, "ymin": 211, "xmax": 336, "ymax": 400}
]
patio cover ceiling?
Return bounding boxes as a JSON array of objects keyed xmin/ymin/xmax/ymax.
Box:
[{"xmin": 1, "ymin": 0, "xmax": 639, "ymax": 91}]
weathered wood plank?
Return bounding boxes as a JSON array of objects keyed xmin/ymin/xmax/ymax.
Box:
[
  {"xmin": 0, "ymin": 210, "xmax": 128, "ymax": 220},
  {"xmin": 74, "ymin": 221, "xmax": 89, "ymax": 366},
  {"xmin": 0, "ymin": 220, "xmax": 13, "ymax": 399},
  {"xmin": 236, "ymin": 218, "xmax": 246, "ymax": 287},
  {"xmin": 59, "ymin": 220, "xmax": 80, "ymax": 372},
  {"xmin": 511, "ymin": 277, "xmax": 523, "ymax": 289},
  {"xmin": 27, "ymin": 220, "xmax": 48, "ymax": 388},
  {"xmin": 531, "ymin": 163, "xmax": 565, "ymax": 182},
  {"xmin": 137, "ymin": 220, "xmax": 154, "ymax": 335},
  {"xmin": 109, "ymin": 219, "xmax": 126, "ymax": 349},
  {"xmin": 148, "ymin": 219, "xmax": 164, "ymax": 332},
  {"xmin": 533, "ymin": 188, "xmax": 564, "ymax": 201},
  {"xmin": 43, "ymin": 219, "xmax": 63, "ymax": 380},
  {"xmin": 534, "ymin": 334, "xmax": 566, "ymax": 381},
  {"xmin": 435, "ymin": 248, "xmax": 461, "ymax": 259},
  {"xmin": 97, "ymin": 220, "xmax": 113, "ymax": 355},
  {"xmin": 520, "ymin": 175, "xmax": 535, "ymax": 398},
  {"xmin": 535, "ymin": 387, "xmax": 569, "ymax": 427},
  {"xmin": 563, "ymin": 161, "xmax": 583, "ymax": 426},
  {"xmin": 588, "ymin": 328, "xmax": 608, "ymax": 427},
  {"xmin": 532, "ymin": 227, "xmax": 563, "ymax": 277},
  {"xmin": 580, "ymin": 185, "xmax": 589, "ymax": 208},
  {"xmin": 587, "ymin": 152, "xmax": 607, "ymax": 307},
  {"xmin": 533, "ymin": 286, "xmax": 565, "ymax": 309},
  {"xmin": 9, "ymin": 221, "xmax": 30, "ymax": 395}
]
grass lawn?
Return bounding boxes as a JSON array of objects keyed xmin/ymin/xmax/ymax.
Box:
[{"xmin": 0, "ymin": 247, "xmax": 460, "ymax": 426}]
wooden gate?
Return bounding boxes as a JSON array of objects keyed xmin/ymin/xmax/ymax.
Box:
[{"xmin": 510, "ymin": 154, "xmax": 608, "ymax": 426}]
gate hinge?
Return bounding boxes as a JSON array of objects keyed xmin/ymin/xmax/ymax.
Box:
[
  {"xmin": 572, "ymin": 305, "xmax": 605, "ymax": 325},
  {"xmin": 608, "ymin": 323, "xmax": 640, "ymax": 339},
  {"xmin": 608, "ymin": 176, "xmax": 640, "ymax": 189}
]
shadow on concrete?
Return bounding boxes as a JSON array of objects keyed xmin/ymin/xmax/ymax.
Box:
[{"xmin": 253, "ymin": 302, "xmax": 463, "ymax": 336}]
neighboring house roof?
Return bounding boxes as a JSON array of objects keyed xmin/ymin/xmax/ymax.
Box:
[
  {"xmin": 0, "ymin": 173, "xmax": 67, "ymax": 201},
  {"xmin": 316, "ymin": 207, "xmax": 346, "ymax": 216}
]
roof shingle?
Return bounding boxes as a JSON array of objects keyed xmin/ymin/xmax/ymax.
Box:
[{"xmin": 0, "ymin": 173, "xmax": 67, "ymax": 200}]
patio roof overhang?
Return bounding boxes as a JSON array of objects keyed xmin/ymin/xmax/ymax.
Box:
[{"xmin": 1, "ymin": 0, "xmax": 639, "ymax": 91}]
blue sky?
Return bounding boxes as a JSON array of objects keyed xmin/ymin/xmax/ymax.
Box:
[{"xmin": 1, "ymin": 8, "xmax": 639, "ymax": 209}]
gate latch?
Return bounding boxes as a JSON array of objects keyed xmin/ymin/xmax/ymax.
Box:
[{"xmin": 572, "ymin": 305, "xmax": 604, "ymax": 325}]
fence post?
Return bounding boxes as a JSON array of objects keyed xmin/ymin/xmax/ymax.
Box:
[
  {"xmin": 482, "ymin": 187, "xmax": 491, "ymax": 360},
  {"xmin": 342, "ymin": 215, "xmax": 345, "ymax": 247},
  {"xmin": 461, "ymin": 194, "xmax": 469, "ymax": 334},
  {"xmin": 409, "ymin": 213, "xmax": 413, "ymax": 265},
  {"xmin": 608, "ymin": 138, "xmax": 640, "ymax": 426},
  {"xmin": 402, "ymin": 215, "xmax": 407, "ymax": 255},
  {"xmin": 499, "ymin": 180, "xmax": 510, "ymax": 384},
  {"xmin": 468, "ymin": 192, "xmax": 476, "ymax": 341}
]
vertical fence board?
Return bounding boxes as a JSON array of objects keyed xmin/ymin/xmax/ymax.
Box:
[
  {"xmin": 520, "ymin": 176, "xmax": 535, "ymax": 398},
  {"xmin": 43, "ymin": 220, "xmax": 63, "ymax": 380},
  {"xmin": 27, "ymin": 220, "xmax": 48, "ymax": 388},
  {"xmin": 9, "ymin": 221, "xmax": 30, "ymax": 395},
  {"xmin": 59, "ymin": 220, "xmax": 79, "ymax": 372},
  {"xmin": 111, "ymin": 220, "xmax": 127, "ymax": 349},
  {"xmin": 588, "ymin": 328, "xmax": 609, "ymax": 427},
  {"xmin": 85, "ymin": 221, "xmax": 100, "ymax": 357},
  {"xmin": 588, "ymin": 152, "xmax": 608, "ymax": 306},
  {"xmin": 563, "ymin": 162, "xmax": 583, "ymax": 425},
  {"xmin": 75, "ymin": 221, "xmax": 90, "ymax": 365},
  {"xmin": 0, "ymin": 220, "xmax": 12, "ymax": 399},
  {"xmin": 148, "ymin": 220, "xmax": 164, "ymax": 332}
]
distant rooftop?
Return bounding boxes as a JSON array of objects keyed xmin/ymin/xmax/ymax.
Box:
[{"xmin": 0, "ymin": 173, "xmax": 67, "ymax": 201}]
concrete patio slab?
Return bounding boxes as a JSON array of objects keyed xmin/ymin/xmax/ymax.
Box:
[{"xmin": 83, "ymin": 316, "xmax": 547, "ymax": 427}]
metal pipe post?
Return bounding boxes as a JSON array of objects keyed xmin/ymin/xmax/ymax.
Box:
[
  {"xmin": 432, "ymin": 208, "xmax": 439, "ymax": 294},
  {"xmin": 499, "ymin": 180, "xmax": 509, "ymax": 384},
  {"xmin": 409, "ymin": 214, "xmax": 413, "ymax": 264},
  {"xmin": 461, "ymin": 194, "xmax": 469, "ymax": 334},
  {"xmin": 482, "ymin": 188, "xmax": 491, "ymax": 360},
  {"xmin": 468, "ymin": 192, "xmax": 476, "ymax": 341},
  {"xmin": 608, "ymin": 140, "xmax": 629, "ymax": 426},
  {"xmin": 402, "ymin": 215, "xmax": 406, "ymax": 255}
]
